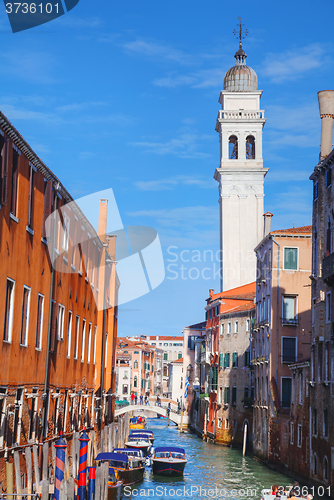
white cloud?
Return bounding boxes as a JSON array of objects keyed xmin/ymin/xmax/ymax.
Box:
[
  {"xmin": 1, "ymin": 50, "xmax": 59, "ymax": 85},
  {"xmin": 128, "ymin": 206, "xmax": 217, "ymax": 229},
  {"xmin": 135, "ymin": 175, "xmax": 215, "ymax": 191},
  {"xmin": 153, "ymin": 68, "xmax": 225, "ymax": 89},
  {"xmin": 122, "ymin": 39, "xmax": 196, "ymax": 66},
  {"xmin": 130, "ymin": 132, "xmax": 212, "ymax": 159},
  {"xmin": 261, "ymin": 44, "xmax": 329, "ymax": 83}
]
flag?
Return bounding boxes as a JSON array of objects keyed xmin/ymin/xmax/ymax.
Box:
[{"xmin": 184, "ymin": 376, "xmax": 190, "ymax": 399}]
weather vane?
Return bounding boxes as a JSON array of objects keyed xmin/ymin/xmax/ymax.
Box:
[{"xmin": 233, "ymin": 17, "xmax": 248, "ymax": 43}]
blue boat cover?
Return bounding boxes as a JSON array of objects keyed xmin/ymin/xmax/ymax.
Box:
[
  {"xmin": 128, "ymin": 434, "xmax": 150, "ymax": 440},
  {"xmin": 95, "ymin": 452, "xmax": 128, "ymax": 463},
  {"xmin": 155, "ymin": 447, "xmax": 185, "ymax": 454},
  {"xmin": 114, "ymin": 448, "xmax": 141, "ymax": 455}
]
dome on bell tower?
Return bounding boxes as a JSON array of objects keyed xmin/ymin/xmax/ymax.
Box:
[{"xmin": 223, "ymin": 43, "xmax": 258, "ymax": 92}]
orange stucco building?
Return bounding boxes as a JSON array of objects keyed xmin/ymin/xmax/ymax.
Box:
[{"xmin": 0, "ymin": 111, "xmax": 119, "ymax": 488}]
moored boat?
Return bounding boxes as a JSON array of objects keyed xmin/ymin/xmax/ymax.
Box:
[
  {"xmin": 95, "ymin": 452, "xmax": 145, "ymax": 486},
  {"xmin": 130, "ymin": 416, "xmax": 146, "ymax": 429},
  {"xmin": 152, "ymin": 447, "xmax": 187, "ymax": 476},
  {"xmin": 125, "ymin": 433, "xmax": 151, "ymax": 456},
  {"xmin": 107, "ymin": 468, "xmax": 123, "ymax": 500},
  {"xmin": 113, "ymin": 448, "xmax": 146, "ymax": 467},
  {"xmin": 129, "ymin": 429, "xmax": 154, "ymax": 444}
]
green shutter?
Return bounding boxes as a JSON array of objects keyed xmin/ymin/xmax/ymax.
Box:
[
  {"xmin": 224, "ymin": 386, "xmax": 230, "ymax": 404},
  {"xmin": 233, "ymin": 352, "xmax": 238, "ymax": 367},
  {"xmin": 219, "ymin": 353, "xmax": 224, "ymax": 368},
  {"xmin": 284, "ymin": 248, "xmax": 297, "ymax": 270},
  {"xmin": 224, "ymin": 352, "xmax": 230, "ymax": 368}
]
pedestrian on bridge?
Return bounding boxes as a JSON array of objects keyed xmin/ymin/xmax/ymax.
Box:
[
  {"xmin": 135, "ymin": 394, "xmax": 138, "ymax": 405},
  {"xmin": 131, "ymin": 392, "xmax": 135, "ymax": 404},
  {"xmin": 140, "ymin": 395, "xmax": 143, "ymax": 405}
]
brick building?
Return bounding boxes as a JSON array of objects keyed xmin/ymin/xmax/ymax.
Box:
[
  {"xmin": 308, "ymin": 90, "xmax": 334, "ymax": 490},
  {"xmin": 252, "ymin": 224, "xmax": 312, "ymax": 467},
  {"xmin": 201, "ymin": 283, "xmax": 255, "ymax": 448},
  {"xmin": 0, "ymin": 111, "xmax": 119, "ymax": 491}
]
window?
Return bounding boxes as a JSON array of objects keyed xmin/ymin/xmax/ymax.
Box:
[
  {"xmin": 245, "ymin": 351, "xmax": 251, "ymax": 367},
  {"xmin": 163, "ymin": 353, "xmax": 168, "ymax": 361},
  {"xmin": 10, "ymin": 147, "xmax": 19, "ymax": 216},
  {"xmin": 297, "ymin": 422, "xmax": 302, "ymax": 447},
  {"xmin": 325, "ymin": 343, "xmax": 330, "ymax": 381},
  {"xmin": 74, "ymin": 315, "xmax": 80, "ymax": 359},
  {"xmin": 124, "ymin": 371, "xmax": 128, "ymax": 379},
  {"xmin": 299, "ymin": 371, "xmax": 303, "ymax": 404},
  {"xmin": 326, "ymin": 168, "xmax": 332, "ymax": 187},
  {"xmin": 28, "ymin": 387, "xmax": 38, "ymax": 441},
  {"xmin": 13, "ymin": 388, "xmax": 23, "ymax": 445},
  {"xmin": 318, "ymin": 343, "xmax": 323, "ymax": 381},
  {"xmin": 224, "ymin": 352, "xmax": 230, "ymax": 368},
  {"xmin": 229, "ymin": 135, "xmax": 238, "ymax": 159},
  {"xmin": 134, "ymin": 376, "xmax": 137, "ymax": 388},
  {"xmin": 62, "ymin": 213, "xmax": 70, "ymax": 252},
  {"xmin": 224, "ymin": 418, "xmax": 229, "ymax": 430},
  {"xmin": 283, "ymin": 296, "xmax": 297, "ymax": 324},
  {"xmin": 313, "ymin": 181, "xmax": 318, "ymax": 201},
  {"xmin": 246, "ymin": 135, "xmax": 255, "ymax": 159},
  {"xmin": 0, "ymin": 387, "xmax": 7, "ymax": 448},
  {"xmin": 312, "ymin": 408, "xmax": 317, "ymax": 436},
  {"xmin": 323, "ymin": 409, "xmax": 328, "ymax": 437},
  {"xmin": 232, "ymin": 352, "xmax": 238, "ymax": 367},
  {"xmin": 282, "ymin": 337, "xmax": 297, "ymax": 363},
  {"xmin": 224, "ymin": 386, "xmax": 230, "ymax": 404},
  {"xmin": 123, "ymin": 384, "xmax": 128, "ymax": 395},
  {"xmin": 234, "ymin": 321, "xmax": 238, "ymax": 333},
  {"xmin": 231, "ymin": 386, "xmax": 237, "ymax": 405},
  {"xmin": 284, "ymin": 247, "xmax": 298, "ymax": 270},
  {"xmin": 178, "ymin": 352, "xmax": 182, "ymax": 359},
  {"xmin": 134, "ymin": 360, "xmax": 138, "ymax": 369},
  {"xmin": 327, "ymin": 221, "xmax": 332, "ymax": 256},
  {"xmin": 20, "ymin": 286, "xmax": 31, "ymax": 346},
  {"xmin": 326, "ymin": 292, "xmax": 331, "ymax": 323},
  {"xmin": 290, "ymin": 421, "xmax": 294, "ymax": 444},
  {"xmin": 311, "ymin": 345, "xmax": 315, "ymax": 382},
  {"xmin": 0, "ymin": 134, "xmax": 9, "ymax": 206},
  {"xmin": 324, "ymin": 456, "xmax": 329, "ymax": 481},
  {"xmin": 216, "ymin": 305, "xmax": 219, "ymax": 316},
  {"xmin": 57, "ymin": 304, "xmax": 65, "ymax": 341},
  {"xmin": 35, "ymin": 294, "xmax": 44, "ymax": 350},
  {"xmin": 105, "ymin": 333, "xmax": 108, "ymax": 368},
  {"xmin": 227, "ymin": 322, "xmax": 231, "ymax": 334},
  {"xmin": 87, "ymin": 323, "xmax": 92, "ymax": 363},
  {"xmin": 281, "ymin": 377, "xmax": 292, "ymax": 407},
  {"xmin": 246, "ymin": 319, "xmax": 250, "ymax": 332},
  {"xmin": 67, "ymin": 311, "xmax": 72, "ymax": 358},
  {"xmin": 313, "ymin": 453, "xmax": 318, "ymax": 476},
  {"xmin": 93, "ymin": 325, "xmax": 97, "ymax": 364},
  {"xmin": 27, "ymin": 164, "xmax": 36, "ymax": 229},
  {"xmin": 221, "ymin": 324, "xmax": 224, "ymax": 335}
]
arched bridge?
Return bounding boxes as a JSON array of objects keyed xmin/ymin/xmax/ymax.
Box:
[{"xmin": 115, "ymin": 403, "xmax": 189, "ymax": 427}]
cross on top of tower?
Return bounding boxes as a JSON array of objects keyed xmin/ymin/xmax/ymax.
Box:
[{"xmin": 233, "ymin": 18, "xmax": 248, "ymax": 44}]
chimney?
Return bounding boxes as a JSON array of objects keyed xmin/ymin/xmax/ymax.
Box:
[
  {"xmin": 263, "ymin": 212, "xmax": 273, "ymax": 238},
  {"xmin": 209, "ymin": 289, "xmax": 214, "ymax": 298},
  {"xmin": 318, "ymin": 90, "xmax": 334, "ymax": 160}
]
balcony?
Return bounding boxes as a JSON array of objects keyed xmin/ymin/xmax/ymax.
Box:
[
  {"xmin": 323, "ymin": 253, "xmax": 334, "ymax": 285},
  {"xmin": 217, "ymin": 109, "xmax": 265, "ymax": 121},
  {"xmin": 281, "ymin": 318, "xmax": 298, "ymax": 326},
  {"xmin": 200, "ymin": 351, "xmax": 211, "ymax": 365}
]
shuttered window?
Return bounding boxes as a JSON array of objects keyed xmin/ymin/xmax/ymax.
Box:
[
  {"xmin": 43, "ymin": 180, "xmax": 53, "ymax": 238},
  {"xmin": 27, "ymin": 164, "xmax": 36, "ymax": 229},
  {"xmin": 50, "ymin": 300, "xmax": 57, "ymax": 352},
  {"xmin": 224, "ymin": 386, "xmax": 230, "ymax": 404},
  {"xmin": 232, "ymin": 387, "xmax": 237, "ymax": 405},
  {"xmin": 232, "ymin": 352, "xmax": 238, "ymax": 367},
  {"xmin": 224, "ymin": 352, "xmax": 230, "ymax": 368},
  {"xmin": 219, "ymin": 353, "xmax": 224, "ymax": 368},
  {"xmin": 284, "ymin": 248, "xmax": 298, "ymax": 270},
  {"xmin": 11, "ymin": 148, "xmax": 19, "ymax": 216}
]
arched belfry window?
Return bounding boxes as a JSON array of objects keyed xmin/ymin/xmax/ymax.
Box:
[
  {"xmin": 246, "ymin": 135, "xmax": 255, "ymax": 159},
  {"xmin": 229, "ymin": 135, "xmax": 238, "ymax": 159}
]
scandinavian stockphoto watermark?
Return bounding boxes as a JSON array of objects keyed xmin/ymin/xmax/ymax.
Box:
[
  {"xmin": 45, "ymin": 188, "xmax": 165, "ymax": 309},
  {"xmin": 123, "ymin": 485, "xmax": 259, "ymax": 498},
  {"xmin": 3, "ymin": 0, "xmax": 81, "ymax": 33}
]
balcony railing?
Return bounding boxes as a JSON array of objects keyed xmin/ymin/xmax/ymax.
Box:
[
  {"xmin": 217, "ymin": 109, "xmax": 265, "ymax": 120},
  {"xmin": 281, "ymin": 318, "xmax": 298, "ymax": 326},
  {"xmin": 323, "ymin": 252, "xmax": 334, "ymax": 285}
]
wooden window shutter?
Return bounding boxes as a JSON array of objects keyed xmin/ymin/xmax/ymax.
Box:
[
  {"xmin": 11, "ymin": 149, "xmax": 19, "ymax": 215},
  {"xmin": 50, "ymin": 301, "xmax": 57, "ymax": 352},
  {"xmin": 1, "ymin": 138, "xmax": 9, "ymax": 205},
  {"xmin": 27, "ymin": 166, "xmax": 34, "ymax": 227},
  {"xmin": 43, "ymin": 181, "xmax": 53, "ymax": 238}
]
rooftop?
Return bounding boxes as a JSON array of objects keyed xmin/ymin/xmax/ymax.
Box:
[{"xmin": 271, "ymin": 225, "xmax": 312, "ymax": 235}]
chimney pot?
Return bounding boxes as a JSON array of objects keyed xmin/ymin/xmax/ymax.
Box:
[
  {"xmin": 263, "ymin": 212, "xmax": 273, "ymax": 238},
  {"xmin": 318, "ymin": 90, "xmax": 334, "ymax": 160}
]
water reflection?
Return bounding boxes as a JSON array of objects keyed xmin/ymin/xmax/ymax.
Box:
[{"xmin": 123, "ymin": 419, "xmax": 294, "ymax": 499}]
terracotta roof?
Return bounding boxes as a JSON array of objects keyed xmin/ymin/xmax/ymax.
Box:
[
  {"xmin": 271, "ymin": 225, "xmax": 312, "ymax": 235},
  {"xmin": 221, "ymin": 302, "xmax": 255, "ymax": 315},
  {"xmin": 173, "ymin": 358, "xmax": 183, "ymax": 363},
  {"xmin": 208, "ymin": 282, "xmax": 256, "ymax": 302},
  {"xmin": 140, "ymin": 336, "xmax": 184, "ymax": 341}
]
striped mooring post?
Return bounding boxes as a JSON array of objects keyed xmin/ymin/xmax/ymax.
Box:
[
  {"xmin": 87, "ymin": 467, "xmax": 95, "ymax": 500},
  {"xmin": 54, "ymin": 431, "xmax": 67, "ymax": 500},
  {"xmin": 78, "ymin": 427, "xmax": 90, "ymax": 476},
  {"xmin": 78, "ymin": 471, "xmax": 86, "ymax": 500}
]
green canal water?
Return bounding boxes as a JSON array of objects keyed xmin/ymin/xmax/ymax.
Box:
[{"xmin": 123, "ymin": 418, "xmax": 295, "ymax": 500}]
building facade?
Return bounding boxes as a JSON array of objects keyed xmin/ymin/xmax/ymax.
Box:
[
  {"xmin": 252, "ymin": 225, "xmax": 312, "ymax": 467},
  {"xmin": 0, "ymin": 111, "xmax": 119, "ymax": 489},
  {"xmin": 309, "ymin": 90, "xmax": 334, "ymax": 490}
]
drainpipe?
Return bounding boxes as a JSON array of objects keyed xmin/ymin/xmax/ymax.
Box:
[
  {"xmin": 99, "ymin": 242, "xmax": 108, "ymax": 430},
  {"xmin": 42, "ymin": 186, "xmax": 58, "ymax": 439},
  {"xmin": 271, "ymin": 238, "xmax": 280, "ymax": 393}
]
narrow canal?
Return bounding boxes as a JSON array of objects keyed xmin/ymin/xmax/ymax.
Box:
[{"xmin": 124, "ymin": 418, "xmax": 294, "ymax": 500}]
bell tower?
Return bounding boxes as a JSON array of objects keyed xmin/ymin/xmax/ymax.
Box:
[{"xmin": 214, "ymin": 20, "xmax": 268, "ymax": 292}]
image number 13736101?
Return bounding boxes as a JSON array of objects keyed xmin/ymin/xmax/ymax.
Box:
[{"xmin": 3, "ymin": 0, "xmax": 80, "ymax": 33}]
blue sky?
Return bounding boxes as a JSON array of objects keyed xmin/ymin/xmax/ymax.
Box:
[{"xmin": 1, "ymin": 0, "xmax": 332, "ymax": 336}]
